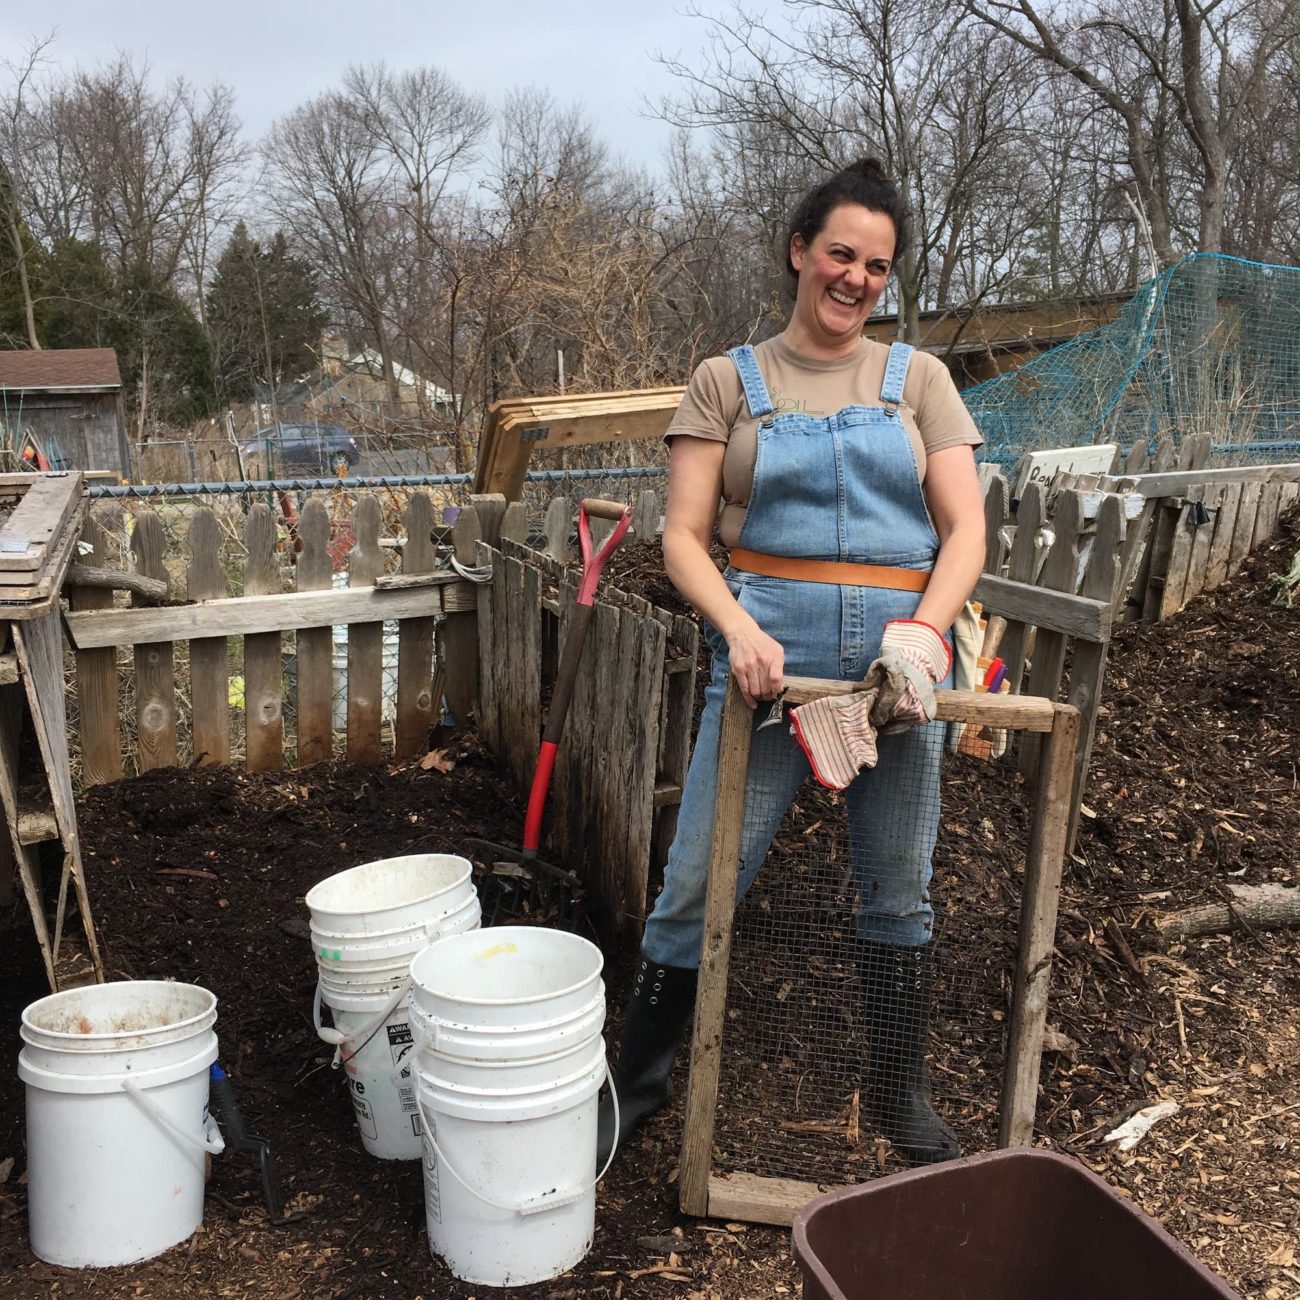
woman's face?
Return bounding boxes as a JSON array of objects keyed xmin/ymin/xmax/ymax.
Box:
[{"xmin": 789, "ymin": 204, "xmax": 896, "ymax": 356}]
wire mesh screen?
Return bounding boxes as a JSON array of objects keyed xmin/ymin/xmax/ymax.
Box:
[
  {"xmin": 692, "ymin": 683, "xmax": 1067, "ymax": 1211},
  {"xmin": 965, "ymin": 252, "xmax": 1300, "ymax": 469}
]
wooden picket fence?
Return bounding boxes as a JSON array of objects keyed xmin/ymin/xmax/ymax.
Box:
[
  {"xmin": 469, "ymin": 494, "xmax": 697, "ymax": 943},
  {"xmin": 65, "ymin": 492, "xmax": 476, "ymax": 781}
]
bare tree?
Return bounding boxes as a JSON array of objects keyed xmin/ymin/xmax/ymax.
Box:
[
  {"xmin": 964, "ymin": 0, "xmax": 1300, "ymax": 260},
  {"xmin": 0, "ymin": 32, "xmax": 57, "ymax": 348}
]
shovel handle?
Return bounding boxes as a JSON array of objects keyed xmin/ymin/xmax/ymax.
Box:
[{"xmin": 580, "ymin": 498, "xmax": 629, "ymax": 520}]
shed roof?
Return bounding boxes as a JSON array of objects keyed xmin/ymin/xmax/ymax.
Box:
[{"xmin": 0, "ymin": 348, "xmax": 122, "ymax": 392}]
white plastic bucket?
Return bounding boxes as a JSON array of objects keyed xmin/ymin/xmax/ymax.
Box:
[
  {"xmin": 409, "ymin": 927, "xmax": 610, "ymax": 1286},
  {"xmin": 306, "ymin": 853, "xmax": 476, "ymax": 938},
  {"xmin": 409, "ymin": 926, "xmax": 605, "ymax": 1031},
  {"xmin": 307, "ymin": 854, "xmax": 481, "ymax": 1160},
  {"xmin": 18, "ymin": 981, "xmax": 222, "ymax": 1267},
  {"xmin": 419, "ymin": 1037, "xmax": 607, "ymax": 1286}
]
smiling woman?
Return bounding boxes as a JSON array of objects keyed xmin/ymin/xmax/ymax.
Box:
[{"xmin": 596, "ymin": 156, "xmax": 989, "ymax": 1172}]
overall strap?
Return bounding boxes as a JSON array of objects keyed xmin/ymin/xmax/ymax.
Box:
[
  {"xmin": 726, "ymin": 345, "xmax": 775, "ymax": 421},
  {"xmin": 880, "ymin": 342, "xmax": 914, "ymax": 410}
]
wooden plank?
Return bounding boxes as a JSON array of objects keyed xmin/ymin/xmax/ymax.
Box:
[
  {"xmin": 0, "ymin": 678, "xmax": 53, "ymax": 987},
  {"xmin": 0, "ymin": 493, "xmax": 86, "ymax": 616},
  {"xmin": 706, "ymin": 1172, "xmax": 839, "ymax": 1228},
  {"xmin": 70, "ymin": 516, "xmax": 123, "ymax": 785},
  {"xmin": 632, "ymin": 488, "xmax": 660, "ymax": 543},
  {"xmin": 18, "ymin": 809, "xmax": 59, "ymax": 845},
  {"xmin": 1204, "ymin": 482, "xmax": 1242, "ymax": 591},
  {"xmin": 1000, "ymin": 704, "xmax": 1079, "ymax": 1147},
  {"xmin": 982, "ymin": 472, "xmax": 1009, "ymax": 576},
  {"xmin": 130, "ymin": 511, "xmax": 177, "ymax": 772},
  {"xmin": 14, "ymin": 607, "xmax": 104, "ymax": 983},
  {"xmin": 396, "ymin": 492, "xmax": 437, "ymax": 758},
  {"xmin": 1114, "ymin": 495, "xmax": 1158, "ymax": 623},
  {"xmin": 1227, "ymin": 480, "xmax": 1262, "ymax": 576},
  {"xmin": 295, "ymin": 500, "xmax": 334, "ymax": 767},
  {"xmin": 1183, "ymin": 431, "xmax": 1213, "ymax": 470},
  {"xmin": 1123, "ymin": 441, "xmax": 1148, "ymax": 474},
  {"xmin": 1098, "ymin": 461, "xmax": 1300, "ymax": 498},
  {"xmin": 186, "ymin": 509, "xmax": 229, "ymax": 767},
  {"xmin": 0, "ymin": 473, "xmax": 82, "ymax": 568},
  {"xmin": 1021, "ymin": 491, "xmax": 1082, "ymax": 775},
  {"xmin": 346, "ymin": 495, "xmax": 385, "ymax": 764},
  {"xmin": 542, "ymin": 497, "xmax": 571, "ymax": 562},
  {"xmin": 1181, "ymin": 483, "xmax": 1222, "ymax": 607},
  {"xmin": 468, "ymin": 494, "xmax": 508, "ymax": 546},
  {"xmin": 1252, "ymin": 481, "xmax": 1284, "ymax": 550},
  {"xmin": 679, "ymin": 674, "xmax": 751, "ymax": 1218},
  {"xmin": 243, "ymin": 505, "xmax": 284, "ymax": 773},
  {"xmin": 1150, "ymin": 432, "xmax": 1176, "ymax": 472},
  {"xmin": 500, "ymin": 501, "xmax": 528, "ymax": 545},
  {"xmin": 1157, "ymin": 488, "xmax": 1199, "ymax": 621},
  {"xmin": 64, "ymin": 580, "xmax": 472, "ymax": 648},
  {"xmin": 1066, "ymin": 495, "xmax": 1125, "ymax": 851},
  {"xmin": 782, "ymin": 680, "xmax": 1056, "ymax": 731},
  {"xmin": 971, "ymin": 574, "xmax": 1109, "ymax": 642},
  {"xmin": 475, "ymin": 540, "xmax": 501, "ymax": 761},
  {"xmin": 992, "ymin": 483, "xmax": 1044, "ymax": 697},
  {"xmin": 1139, "ymin": 498, "xmax": 1180, "ymax": 621},
  {"xmin": 439, "ymin": 508, "xmax": 482, "ymax": 732}
]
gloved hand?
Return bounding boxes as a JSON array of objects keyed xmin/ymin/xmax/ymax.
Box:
[
  {"xmin": 789, "ymin": 689, "xmax": 880, "ymax": 790},
  {"xmin": 864, "ymin": 620, "xmax": 951, "ymax": 733}
]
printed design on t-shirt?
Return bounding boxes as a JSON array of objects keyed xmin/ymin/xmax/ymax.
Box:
[{"xmin": 768, "ymin": 390, "xmax": 827, "ymax": 418}]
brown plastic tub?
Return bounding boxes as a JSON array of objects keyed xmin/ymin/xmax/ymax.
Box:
[{"xmin": 792, "ymin": 1148, "xmax": 1242, "ymax": 1300}]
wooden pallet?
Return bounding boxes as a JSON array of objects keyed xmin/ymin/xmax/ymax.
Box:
[{"xmin": 0, "ymin": 472, "xmax": 88, "ymax": 615}]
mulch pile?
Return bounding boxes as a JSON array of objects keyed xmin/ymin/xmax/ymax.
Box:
[{"xmin": 0, "ymin": 511, "xmax": 1297, "ymax": 1299}]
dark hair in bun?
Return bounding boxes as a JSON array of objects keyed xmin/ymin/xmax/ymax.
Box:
[{"xmin": 783, "ymin": 157, "xmax": 911, "ymax": 292}]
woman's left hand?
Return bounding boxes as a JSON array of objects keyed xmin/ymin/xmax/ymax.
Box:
[{"xmin": 865, "ymin": 619, "xmax": 950, "ymax": 732}]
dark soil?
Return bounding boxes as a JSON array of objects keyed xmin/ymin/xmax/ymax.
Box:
[{"xmin": 1, "ymin": 512, "xmax": 1298, "ymax": 1299}]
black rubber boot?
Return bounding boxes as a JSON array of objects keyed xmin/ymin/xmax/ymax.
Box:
[
  {"xmin": 859, "ymin": 941, "xmax": 960, "ymax": 1166},
  {"xmin": 595, "ymin": 952, "xmax": 699, "ymax": 1169}
]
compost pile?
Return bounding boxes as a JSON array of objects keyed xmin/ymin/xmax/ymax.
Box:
[{"xmin": 0, "ymin": 514, "xmax": 1297, "ymax": 1299}]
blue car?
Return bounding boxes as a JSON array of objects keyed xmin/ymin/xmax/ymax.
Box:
[{"xmin": 242, "ymin": 424, "xmax": 360, "ymax": 475}]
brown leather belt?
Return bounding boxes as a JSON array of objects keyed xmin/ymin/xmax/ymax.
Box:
[{"xmin": 729, "ymin": 547, "xmax": 930, "ymax": 592}]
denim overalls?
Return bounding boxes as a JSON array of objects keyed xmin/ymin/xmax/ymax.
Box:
[{"xmin": 641, "ymin": 342, "xmax": 953, "ymax": 969}]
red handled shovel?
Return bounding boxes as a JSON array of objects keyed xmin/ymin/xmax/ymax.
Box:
[{"xmin": 465, "ymin": 497, "xmax": 634, "ymax": 920}]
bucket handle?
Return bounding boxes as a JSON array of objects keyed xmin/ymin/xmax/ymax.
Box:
[
  {"xmin": 313, "ymin": 976, "xmax": 413, "ymax": 1069},
  {"xmin": 122, "ymin": 1079, "xmax": 226, "ymax": 1156},
  {"xmin": 416, "ymin": 1068, "xmax": 620, "ymax": 1217}
]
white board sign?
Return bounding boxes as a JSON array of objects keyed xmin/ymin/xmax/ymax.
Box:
[{"xmin": 1013, "ymin": 444, "xmax": 1118, "ymax": 499}]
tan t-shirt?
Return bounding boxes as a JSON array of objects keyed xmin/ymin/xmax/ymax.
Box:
[{"xmin": 666, "ymin": 336, "xmax": 982, "ymax": 546}]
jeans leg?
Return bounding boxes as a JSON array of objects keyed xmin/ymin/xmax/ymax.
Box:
[
  {"xmin": 642, "ymin": 666, "xmax": 810, "ymax": 968},
  {"xmin": 846, "ymin": 718, "xmax": 945, "ymax": 947}
]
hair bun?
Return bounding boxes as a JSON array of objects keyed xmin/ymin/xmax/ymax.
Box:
[{"xmin": 849, "ymin": 157, "xmax": 890, "ymax": 185}]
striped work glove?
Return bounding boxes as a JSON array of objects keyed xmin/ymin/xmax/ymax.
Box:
[
  {"xmin": 864, "ymin": 620, "xmax": 951, "ymax": 733},
  {"xmin": 789, "ymin": 689, "xmax": 880, "ymax": 791}
]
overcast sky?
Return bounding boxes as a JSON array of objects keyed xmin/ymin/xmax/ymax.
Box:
[{"xmin": 2, "ymin": 0, "xmax": 786, "ymax": 172}]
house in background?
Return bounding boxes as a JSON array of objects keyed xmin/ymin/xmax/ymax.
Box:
[{"xmin": 0, "ymin": 349, "xmax": 128, "ymax": 477}]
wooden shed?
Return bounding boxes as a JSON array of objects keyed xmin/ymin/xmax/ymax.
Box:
[{"xmin": 0, "ymin": 349, "xmax": 128, "ymax": 477}]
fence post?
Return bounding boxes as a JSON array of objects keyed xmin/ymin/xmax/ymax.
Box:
[
  {"xmin": 295, "ymin": 500, "xmax": 334, "ymax": 765},
  {"xmin": 346, "ymin": 496, "xmax": 385, "ymax": 764}
]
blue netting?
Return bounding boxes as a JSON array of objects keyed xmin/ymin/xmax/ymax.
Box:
[{"xmin": 963, "ymin": 252, "xmax": 1300, "ymax": 469}]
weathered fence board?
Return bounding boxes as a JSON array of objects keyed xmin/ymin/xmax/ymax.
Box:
[
  {"xmin": 187, "ymin": 509, "xmax": 229, "ymax": 767},
  {"xmin": 131, "ymin": 512, "xmax": 176, "ymax": 772},
  {"xmin": 295, "ymin": 501, "xmax": 334, "ymax": 766},
  {"xmin": 346, "ymin": 496, "xmax": 385, "ymax": 765},
  {"xmin": 396, "ymin": 492, "xmax": 437, "ymax": 758},
  {"xmin": 71, "ymin": 517, "xmax": 122, "ymax": 785},
  {"xmin": 243, "ymin": 506, "xmax": 283, "ymax": 773}
]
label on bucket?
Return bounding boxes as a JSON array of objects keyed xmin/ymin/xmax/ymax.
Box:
[
  {"xmin": 388, "ymin": 1023, "xmax": 418, "ymax": 1115},
  {"xmin": 350, "ymin": 1083, "xmax": 379, "ymax": 1139}
]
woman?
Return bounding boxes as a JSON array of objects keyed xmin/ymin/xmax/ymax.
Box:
[{"xmin": 598, "ymin": 158, "xmax": 985, "ymax": 1169}]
